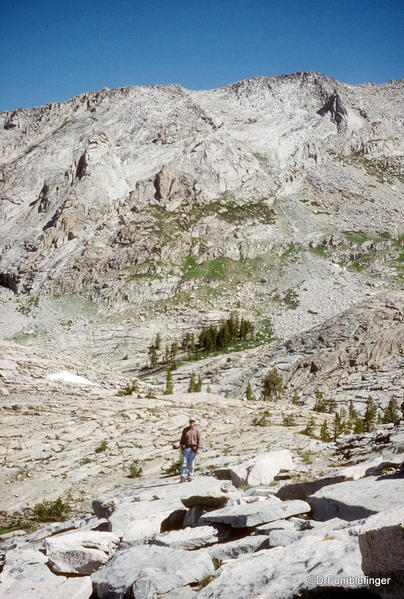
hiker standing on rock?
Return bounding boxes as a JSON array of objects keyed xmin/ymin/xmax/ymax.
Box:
[{"xmin": 179, "ymin": 417, "xmax": 202, "ymax": 482}]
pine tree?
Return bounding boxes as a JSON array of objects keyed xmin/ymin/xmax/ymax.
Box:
[
  {"xmin": 164, "ymin": 369, "xmax": 174, "ymax": 395},
  {"xmin": 313, "ymin": 390, "xmax": 327, "ymax": 412},
  {"xmin": 195, "ymin": 375, "xmax": 202, "ymax": 392},
  {"xmin": 155, "ymin": 333, "xmax": 162, "ymax": 350},
  {"xmin": 207, "ymin": 385, "xmax": 212, "ymax": 393},
  {"xmin": 327, "ymin": 399, "xmax": 337, "ymax": 413},
  {"xmin": 170, "ymin": 341, "xmax": 179, "ymax": 362},
  {"xmin": 261, "ymin": 368, "xmax": 284, "ymax": 400},
  {"xmin": 292, "ymin": 391, "xmax": 303, "ymax": 406},
  {"xmin": 363, "ymin": 396, "xmax": 377, "ymax": 432},
  {"xmin": 333, "ymin": 412, "xmax": 345, "ymax": 441},
  {"xmin": 383, "ymin": 398, "xmax": 400, "ymax": 424},
  {"xmin": 188, "ymin": 373, "xmax": 196, "ymax": 393},
  {"xmin": 320, "ymin": 419, "xmax": 331, "ymax": 442},
  {"xmin": 304, "ymin": 417, "xmax": 316, "ymax": 437},
  {"xmin": 246, "ymin": 381, "xmax": 255, "ymax": 401},
  {"xmin": 353, "ymin": 416, "xmax": 364, "ymax": 434},
  {"xmin": 148, "ymin": 344, "xmax": 158, "ymax": 368}
]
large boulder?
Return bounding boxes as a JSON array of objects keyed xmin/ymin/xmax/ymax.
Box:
[
  {"xmin": 146, "ymin": 525, "xmax": 229, "ymax": 550},
  {"xmin": 308, "ymin": 476, "xmax": 404, "ymax": 521},
  {"xmin": 45, "ymin": 530, "xmax": 119, "ymax": 575},
  {"xmin": 181, "ymin": 482, "xmax": 240, "ymax": 508},
  {"xmin": 91, "ymin": 544, "xmax": 214, "ymax": 599},
  {"xmin": 0, "ymin": 548, "xmax": 92, "ymax": 599},
  {"xmin": 199, "ymin": 497, "xmax": 310, "ymax": 528},
  {"xmin": 223, "ymin": 451, "xmax": 295, "ymax": 488},
  {"xmin": 196, "ymin": 529, "xmax": 366, "ymax": 599},
  {"xmin": 358, "ymin": 508, "xmax": 404, "ymax": 598},
  {"xmin": 93, "ymin": 478, "xmax": 223, "ymax": 518},
  {"xmin": 202, "ymin": 535, "xmax": 269, "ymax": 561}
]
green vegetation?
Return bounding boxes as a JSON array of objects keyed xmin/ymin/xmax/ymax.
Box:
[
  {"xmin": 246, "ymin": 381, "xmax": 255, "ymax": 401},
  {"xmin": 128, "ymin": 460, "xmax": 143, "ymax": 478},
  {"xmin": 16, "ymin": 294, "xmax": 40, "ymax": 315},
  {"xmin": 117, "ymin": 380, "xmax": 139, "ymax": 396},
  {"xmin": 302, "ymin": 417, "xmax": 316, "ymax": 437},
  {"xmin": 320, "ymin": 419, "xmax": 332, "ymax": 442},
  {"xmin": 336, "ymin": 153, "xmax": 404, "ymax": 184},
  {"xmin": 252, "ymin": 409, "xmax": 271, "ymax": 426},
  {"xmin": 95, "ymin": 439, "xmax": 108, "ymax": 453},
  {"xmin": 299, "ymin": 450, "xmax": 313, "ymax": 465},
  {"xmin": 382, "ymin": 398, "xmax": 400, "ymax": 424},
  {"xmin": 164, "ymin": 369, "xmax": 174, "ymax": 395},
  {"xmin": 162, "ymin": 457, "xmax": 182, "ymax": 476},
  {"xmin": 282, "ymin": 414, "xmax": 296, "ymax": 427},
  {"xmin": 144, "ymin": 313, "xmax": 265, "ymax": 372},
  {"xmin": 261, "ymin": 367, "xmax": 284, "ymax": 400},
  {"xmin": 33, "ymin": 497, "xmax": 72, "ymax": 522}
]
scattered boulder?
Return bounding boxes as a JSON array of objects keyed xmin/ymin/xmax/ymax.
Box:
[
  {"xmin": 196, "ymin": 529, "xmax": 365, "ymax": 599},
  {"xmin": 224, "ymin": 451, "xmax": 295, "ymax": 487},
  {"xmin": 199, "ymin": 497, "xmax": 310, "ymax": 528},
  {"xmin": 203, "ymin": 534, "xmax": 270, "ymax": 561},
  {"xmin": 308, "ymin": 476, "xmax": 404, "ymax": 521},
  {"xmin": 181, "ymin": 482, "xmax": 240, "ymax": 508},
  {"xmin": 91, "ymin": 544, "xmax": 214, "ymax": 599},
  {"xmin": 146, "ymin": 525, "xmax": 229, "ymax": 550},
  {"xmin": 0, "ymin": 548, "xmax": 93, "ymax": 599},
  {"xmin": 45, "ymin": 530, "xmax": 119, "ymax": 575},
  {"xmin": 358, "ymin": 508, "xmax": 404, "ymax": 598}
]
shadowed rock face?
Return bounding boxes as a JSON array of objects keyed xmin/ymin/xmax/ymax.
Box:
[{"xmin": 318, "ymin": 92, "xmax": 348, "ymax": 132}]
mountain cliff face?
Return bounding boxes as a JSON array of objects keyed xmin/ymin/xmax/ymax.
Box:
[
  {"xmin": 1, "ymin": 72, "xmax": 403, "ymax": 306},
  {"xmin": 0, "ymin": 72, "xmax": 403, "ymax": 407}
]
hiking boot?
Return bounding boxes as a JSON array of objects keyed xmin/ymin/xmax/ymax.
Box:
[
  {"xmin": 180, "ymin": 476, "xmax": 186, "ymax": 483},
  {"xmin": 187, "ymin": 477, "xmax": 193, "ymax": 482}
]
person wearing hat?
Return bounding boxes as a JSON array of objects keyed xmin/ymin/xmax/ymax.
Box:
[{"xmin": 179, "ymin": 416, "xmax": 202, "ymax": 482}]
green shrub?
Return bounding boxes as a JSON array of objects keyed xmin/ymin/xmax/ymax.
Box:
[
  {"xmin": 95, "ymin": 439, "xmax": 108, "ymax": 453},
  {"xmin": 128, "ymin": 460, "xmax": 143, "ymax": 478},
  {"xmin": 261, "ymin": 368, "xmax": 284, "ymax": 400},
  {"xmin": 33, "ymin": 497, "xmax": 72, "ymax": 522},
  {"xmin": 162, "ymin": 458, "xmax": 182, "ymax": 476},
  {"xmin": 117, "ymin": 380, "xmax": 139, "ymax": 396}
]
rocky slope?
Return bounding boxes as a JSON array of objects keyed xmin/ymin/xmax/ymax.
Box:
[{"xmin": 0, "ymin": 72, "xmax": 403, "ymax": 596}]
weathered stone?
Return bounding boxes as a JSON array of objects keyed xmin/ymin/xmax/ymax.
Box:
[
  {"xmin": 147, "ymin": 525, "xmax": 228, "ymax": 550},
  {"xmin": 203, "ymin": 534, "xmax": 270, "ymax": 561},
  {"xmin": 267, "ymin": 529, "xmax": 304, "ymax": 547},
  {"xmin": 358, "ymin": 508, "xmax": 404, "ymax": 598},
  {"xmin": 91, "ymin": 544, "xmax": 214, "ymax": 599},
  {"xmin": 254, "ymin": 519, "xmax": 296, "ymax": 533},
  {"xmin": 182, "ymin": 505, "xmax": 207, "ymax": 528},
  {"xmin": 228, "ymin": 451, "xmax": 295, "ymax": 487},
  {"xmin": 196, "ymin": 529, "xmax": 365, "ymax": 599},
  {"xmin": 0, "ymin": 548, "xmax": 93, "ymax": 599},
  {"xmin": 45, "ymin": 530, "xmax": 119, "ymax": 575},
  {"xmin": 199, "ymin": 497, "xmax": 310, "ymax": 528},
  {"xmin": 308, "ymin": 476, "xmax": 404, "ymax": 521}
]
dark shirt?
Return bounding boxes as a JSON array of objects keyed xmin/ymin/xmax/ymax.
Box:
[{"xmin": 180, "ymin": 426, "xmax": 202, "ymax": 450}]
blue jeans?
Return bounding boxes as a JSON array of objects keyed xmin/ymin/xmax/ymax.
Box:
[{"xmin": 180, "ymin": 447, "xmax": 196, "ymax": 479}]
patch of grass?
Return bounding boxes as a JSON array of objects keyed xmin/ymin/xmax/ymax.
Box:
[
  {"xmin": 212, "ymin": 558, "xmax": 222, "ymax": 570},
  {"xmin": 298, "ymin": 450, "xmax": 313, "ymax": 465},
  {"xmin": 199, "ymin": 575, "xmax": 215, "ymax": 589},
  {"xmin": 182, "ymin": 256, "xmax": 229, "ymax": 280}
]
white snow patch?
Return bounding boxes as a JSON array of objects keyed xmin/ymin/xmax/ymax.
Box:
[{"xmin": 46, "ymin": 371, "xmax": 95, "ymax": 386}]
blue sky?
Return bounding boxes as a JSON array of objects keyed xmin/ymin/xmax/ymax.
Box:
[{"xmin": 1, "ymin": 0, "xmax": 403, "ymax": 111}]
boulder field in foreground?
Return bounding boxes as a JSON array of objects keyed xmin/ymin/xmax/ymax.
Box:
[{"xmin": 1, "ymin": 447, "xmax": 403, "ymax": 599}]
